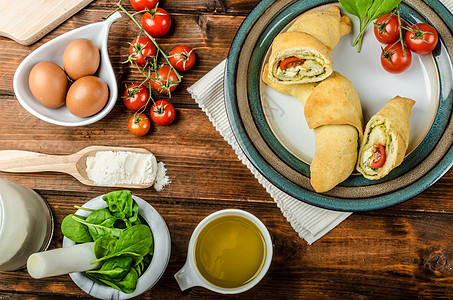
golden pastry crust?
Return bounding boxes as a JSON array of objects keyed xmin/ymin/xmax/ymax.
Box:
[
  {"xmin": 287, "ymin": 6, "xmax": 352, "ymax": 49},
  {"xmin": 305, "ymin": 73, "xmax": 363, "ymax": 193}
]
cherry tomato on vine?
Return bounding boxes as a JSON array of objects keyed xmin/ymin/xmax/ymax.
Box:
[
  {"xmin": 130, "ymin": 0, "xmax": 159, "ymax": 11},
  {"xmin": 374, "ymin": 13, "xmax": 401, "ymax": 44},
  {"xmin": 128, "ymin": 37, "xmax": 157, "ymax": 66},
  {"xmin": 123, "ymin": 84, "xmax": 150, "ymax": 112},
  {"xmin": 380, "ymin": 43, "xmax": 412, "ymax": 73},
  {"xmin": 150, "ymin": 65, "xmax": 179, "ymax": 94},
  {"xmin": 141, "ymin": 8, "xmax": 171, "ymax": 38},
  {"xmin": 369, "ymin": 144, "xmax": 386, "ymax": 168},
  {"xmin": 150, "ymin": 100, "xmax": 175, "ymax": 125},
  {"xmin": 169, "ymin": 45, "xmax": 196, "ymax": 71},
  {"xmin": 404, "ymin": 23, "xmax": 438, "ymax": 54},
  {"xmin": 128, "ymin": 113, "xmax": 151, "ymax": 136}
]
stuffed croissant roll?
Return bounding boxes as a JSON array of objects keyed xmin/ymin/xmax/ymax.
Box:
[
  {"xmin": 304, "ymin": 72, "xmax": 363, "ymax": 192},
  {"xmin": 266, "ymin": 6, "xmax": 351, "ymax": 85},
  {"xmin": 356, "ymin": 96, "xmax": 415, "ymax": 180},
  {"xmin": 267, "ymin": 31, "xmax": 333, "ymax": 84},
  {"xmin": 262, "ymin": 69, "xmax": 363, "ymax": 193}
]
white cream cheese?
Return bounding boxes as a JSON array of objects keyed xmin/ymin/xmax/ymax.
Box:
[{"xmin": 85, "ymin": 151, "xmax": 170, "ymax": 191}]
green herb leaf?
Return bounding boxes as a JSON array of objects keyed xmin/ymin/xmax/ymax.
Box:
[
  {"xmin": 61, "ymin": 214, "xmax": 93, "ymax": 243},
  {"xmin": 94, "ymin": 236, "xmax": 118, "ymax": 258},
  {"xmin": 92, "ymin": 224, "xmax": 153, "ymax": 264},
  {"xmin": 86, "ymin": 256, "xmax": 134, "ymax": 280},
  {"xmin": 339, "ymin": 0, "xmax": 373, "ymax": 27},
  {"xmin": 72, "ymin": 215, "xmax": 124, "ymax": 241},
  {"xmin": 368, "ymin": 0, "xmax": 402, "ymax": 20},
  {"xmin": 102, "ymin": 190, "xmax": 139, "ymax": 223}
]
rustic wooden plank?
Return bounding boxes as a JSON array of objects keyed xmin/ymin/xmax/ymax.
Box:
[{"xmin": 0, "ymin": 193, "xmax": 452, "ymax": 299}]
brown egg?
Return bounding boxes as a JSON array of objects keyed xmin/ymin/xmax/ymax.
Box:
[
  {"xmin": 63, "ymin": 38, "xmax": 100, "ymax": 80},
  {"xmin": 66, "ymin": 76, "xmax": 109, "ymax": 118},
  {"xmin": 28, "ymin": 61, "xmax": 68, "ymax": 109}
]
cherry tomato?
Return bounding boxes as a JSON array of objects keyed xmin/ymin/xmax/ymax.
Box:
[
  {"xmin": 128, "ymin": 37, "xmax": 157, "ymax": 66},
  {"xmin": 404, "ymin": 23, "xmax": 438, "ymax": 54},
  {"xmin": 380, "ymin": 43, "xmax": 412, "ymax": 73},
  {"xmin": 369, "ymin": 144, "xmax": 386, "ymax": 168},
  {"xmin": 279, "ymin": 56, "xmax": 305, "ymax": 70},
  {"xmin": 141, "ymin": 8, "xmax": 171, "ymax": 38},
  {"xmin": 150, "ymin": 100, "xmax": 175, "ymax": 125},
  {"xmin": 169, "ymin": 45, "xmax": 196, "ymax": 71},
  {"xmin": 128, "ymin": 113, "xmax": 151, "ymax": 136},
  {"xmin": 374, "ymin": 13, "xmax": 400, "ymax": 44},
  {"xmin": 123, "ymin": 84, "xmax": 150, "ymax": 112},
  {"xmin": 150, "ymin": 65, "xmax": 179, "ymax": 94},
  {"xmin": 130, "ymin": 0, "xmax": 159, "ymax": 11}
]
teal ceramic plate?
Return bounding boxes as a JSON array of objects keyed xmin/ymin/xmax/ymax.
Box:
[{"xmin": 224, "ymin": 0, "xmax": 453, "ymax": 211}]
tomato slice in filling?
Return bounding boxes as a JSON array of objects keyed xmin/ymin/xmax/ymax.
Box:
[
  {"xmin": 279, "ymin": 56, "xmax": 305, "ymax": 70},
  {"xmin": 369, "ymin": 144, "xmax": 386, "ymax": 168}
]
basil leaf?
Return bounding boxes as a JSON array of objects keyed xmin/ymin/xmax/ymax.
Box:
[
  {"xmin": 368, "ymin": 0, "xmax": 402, "ymax": 20},
  {"xmin": 339, "ymin": 0, "xmax": 373, "ymax": 26}
]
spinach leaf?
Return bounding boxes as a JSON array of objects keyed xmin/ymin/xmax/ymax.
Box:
[
  {"xmin": 61, "ymin": 214, "xmax": 93, "ymax": 243},
  {"xmin": 86, "ymin": 208, "xmax": 117, "ymax": 227},
  {"xmin": 113, "ymin": 268, "xmax": 139, "ymax": 294},
  {"xmin": 93, "ymin": 268, "xmax": 139, "ymax": 294},
  {"xmin": 94, "ymin": 236, "xmax": 117, "ymax": 258},
  {"xmin": 86, "ymin": 256, "xmax": 134, "ymax": 280},
  {"xmin": 72, "ymin": 215, "xmax": 124, "ymax": 241},
  {"xmin": 102, "ymin": 190, "xmax": 139, "ymax": 223},
  {"xmin": 92, "ymin": 224, "xmax": 153, "ymax": 263}
]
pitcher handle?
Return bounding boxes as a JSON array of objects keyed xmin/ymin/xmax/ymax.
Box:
[{"xmin": 174, "ymin": 260, "xmax": 204, "ymax": 291}]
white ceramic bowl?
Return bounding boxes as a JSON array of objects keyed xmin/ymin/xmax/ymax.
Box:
[
  {"xmin": 62, "ymin": 194, "xmax": 171, "ymax": 299},
  {"xmin": 13, "ymin": 12, "xmax": 121, "ymax": 127}
]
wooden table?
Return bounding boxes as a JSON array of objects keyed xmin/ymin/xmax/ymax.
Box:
[{"xmin": 0, "ymin": 0, "xmax": 452, "ymax": 298}]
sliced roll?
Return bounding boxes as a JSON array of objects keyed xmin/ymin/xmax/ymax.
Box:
[
  {"xmin": 356, "ymin": 96, "xmax": 415, "ymax": 180},
  {"xmin": 267, "ymin": 31, "xmax": 333, "ymax": 84},
  {"xmin": 266, "ymin": 6, "xmax": 351, "ymax": 85}
]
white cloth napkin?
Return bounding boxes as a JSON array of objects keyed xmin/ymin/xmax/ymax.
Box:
[
  {"xmin": 188, "ymin": 60, "xmax": 350, "ymax": 244},
  {"xmin": 443, "ymin": 0, "xmax": 453, "ymax": 11}
]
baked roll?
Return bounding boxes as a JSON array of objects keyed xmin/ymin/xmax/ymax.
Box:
[
  {"xmin": 356, "ymin": 96, "xmax": 415, "ymax": 180},
  {"xmin": 267, "ymin": 31, "xmax": 333, "ymax": 84},
  {"xmin": 304, "ymin": 72, "xmax": 363, "ymax": 192},
  {"xmin": 262, "ymin": 70, "xmax": 363, "ymax": 193},
  {"xmin": 266, "ymin": 6, "xmax": 351, "ymax": 85},
  {"xmin": 287, "ymin": 5, "xmax": 352, "ymax": 49}
]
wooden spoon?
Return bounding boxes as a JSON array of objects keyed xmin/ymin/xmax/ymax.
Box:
[{"xmin": 0, "ymin": 146, "xmax": 157, "ymax": 188}]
